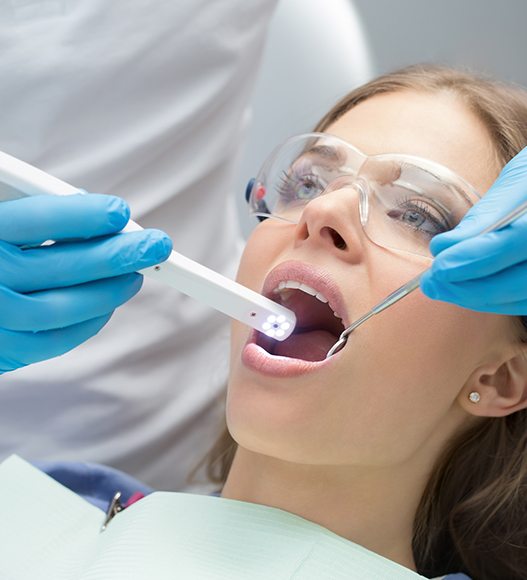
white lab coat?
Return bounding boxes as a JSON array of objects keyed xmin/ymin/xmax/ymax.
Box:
[
  {"xmin": 0, "ymin": 0, "xmax": 277, "ymax": 491},
  {"xmin": 0, "ymin": 0, "xmax": 373, "ymax": 491}
]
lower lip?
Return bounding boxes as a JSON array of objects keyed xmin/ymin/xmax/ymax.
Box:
[{"xmin": 241, "ymin": 330, "xmax": 339, "ymax": 378}]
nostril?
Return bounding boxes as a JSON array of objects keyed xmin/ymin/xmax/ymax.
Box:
[
  {"xmin": 332, "ymin": 231, "xmax": 347, "ymax": 250},
  {"xmin": 324, "ymin": 227, "xmax": 347, "ymax": 250}
]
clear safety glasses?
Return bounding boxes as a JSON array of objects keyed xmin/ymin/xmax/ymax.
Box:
[{"xmin": 246, "ymin": 133, "xmax": 480, "ymax": 258}]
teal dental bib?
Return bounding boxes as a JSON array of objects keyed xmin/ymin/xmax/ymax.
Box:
[{"xmin": 0, "ymin": 456, "xmax": 427, "ymax": 579}]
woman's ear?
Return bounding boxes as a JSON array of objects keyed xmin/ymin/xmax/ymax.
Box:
[{"xmin": 460, "ymin": 348, "xmax": 527, "ymax": 417}]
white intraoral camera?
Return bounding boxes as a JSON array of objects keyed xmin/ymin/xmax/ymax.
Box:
[{"xmin": 0, "ymin": 150, "xmax": 296, "ymax": 341}]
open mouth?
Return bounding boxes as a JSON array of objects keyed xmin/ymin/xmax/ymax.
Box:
[
  {"xmin": 253, "ymin": 262, "xmax": 349, "ymax": 364},
  {"xmin": 257, "ymin": 283, "xmax": 345, "ymax": 362}
]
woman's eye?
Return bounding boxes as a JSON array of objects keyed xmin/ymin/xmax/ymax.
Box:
[
  {"xmin": 401, "ymin": 209, "xmax": 427, "ymax": 228},
  {"xmin": 277, "ymin": 171, "xmax": 325, "ymax": 200},
  {"xmin": 387, "ymin": 199, "xmax": 449, "ymax": 237}
]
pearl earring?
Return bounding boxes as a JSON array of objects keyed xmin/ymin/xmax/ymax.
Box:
[{"xmin": 468, "ymin": 392, "xmax": 481, "ymax": 403}]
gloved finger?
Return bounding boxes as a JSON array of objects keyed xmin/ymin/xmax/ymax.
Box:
[
  {"xmin": 430, "ymin": 146, "xmax": 527, "ymax": 256},
  {"xmin": 0, "ymin": 273, "xmax": 142, "ymax": 331},
  {"xmin": 420, "ymin": 263, "xmax": 527, "ymax": 314},
  {"xmin": 0, "ymin": 194, "xmax": 130, "ymax": 246},
  {"xmin": 0, "ymin": 229, "xmax": 172, "ymax": 293},
  {"xmin": 427, "ymin": 221, "xmax": 527, "ymax": 284},
  {"xmin": 0, "ymin": 313, "xmax": 113, "ymax": 373}
]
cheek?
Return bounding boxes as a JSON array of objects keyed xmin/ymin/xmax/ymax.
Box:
[
  {"xmin": 317, "ymin": 251, "xmax": 504, "ymax": 464},
  {"xmin": 363, "ymin": 253, "xmax": 499, "ymax": 388},
  {"xmin": 329, "ymin": 266, "xmax": 501, "ymax": 464},
  {"xmin": 235, "ymin": 222, "xmax": 286, "ymax": 289},
  {"xmin": 357, "ymin": 294, "xmax": 484, "ymax": 399}
]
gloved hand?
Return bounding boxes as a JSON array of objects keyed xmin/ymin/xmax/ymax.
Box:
[
  {"xmin": 0, "ymin": 193, "xmax": 172, "ymax": 373},
  {"xmin": 420, "ymin": 147, "xmax": 527, "ymax": 314}
]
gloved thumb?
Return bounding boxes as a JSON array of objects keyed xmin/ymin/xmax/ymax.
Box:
[{"xmin": 429, "ymin": 146, "xmax": 527, "ymax": 256}]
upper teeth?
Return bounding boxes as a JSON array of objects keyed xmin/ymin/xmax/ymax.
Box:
[{"xmin": 274, "ymin": 280, "xmax": 342, "ymax": 319}]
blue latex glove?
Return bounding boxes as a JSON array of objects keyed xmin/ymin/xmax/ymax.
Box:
[
  {"xmin": 0, "ymin": 194, "xmax": 172, "ymax": 373},
  {"xmin": 420, "ymin": 147, "xmax": 527, "ymax": 314}
]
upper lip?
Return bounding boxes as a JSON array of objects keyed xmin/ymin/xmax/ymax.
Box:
[{"xmin": 261, "ymin": 260, "xmax": 351, "ymax": 328}]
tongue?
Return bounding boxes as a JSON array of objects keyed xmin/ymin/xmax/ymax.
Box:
[{"xmin": 272, "ymin": 330, "xmax": 336, "ymax": 362}]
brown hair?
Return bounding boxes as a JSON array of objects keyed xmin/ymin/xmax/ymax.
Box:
[{"xmin": 190, "ymin": 65, "xmax": 527, "ymax": 580}]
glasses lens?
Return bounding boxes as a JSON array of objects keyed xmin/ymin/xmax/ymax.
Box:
[
  {"xmin": 359, "ymin": 157, "xmax": 474, "ymax": 257},
  {"xmin": 249, "ymin": 134, "xmax": 477, "ymax": 258},
  {"xmin": 248, "ymin": 134, "xmax": 363, "ymax": 223}
]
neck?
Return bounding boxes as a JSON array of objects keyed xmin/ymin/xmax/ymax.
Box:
[{"xmin": 221, "ymin": 448, "xmax": 428, "ymax": 571}]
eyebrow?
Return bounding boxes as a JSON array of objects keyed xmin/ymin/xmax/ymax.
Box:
[
  {"xmin": 397, "ymin": 160, "xmax": 475, "ymax": 205},
  {"xmin": 304, "ymin": 144, "xmax": 345, "ymax": 164}
]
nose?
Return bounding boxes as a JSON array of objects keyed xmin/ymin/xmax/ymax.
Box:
[{"xmin": 292, "ymin": 180, "xmax": 367, "ymax": 263}]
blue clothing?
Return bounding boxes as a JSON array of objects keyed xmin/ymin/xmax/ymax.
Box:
[
  {"xmin": 33, "ymin": 459, "xmax": 155, "ymax": 512},
  {"xmin": 36, "ymin": 461, "xmax": 470, "ymax": 580}
]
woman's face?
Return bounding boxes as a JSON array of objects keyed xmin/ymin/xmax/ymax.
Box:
[{"xmin": 227, "ymin": 90, "xmax": 515, "ymax": 468}]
